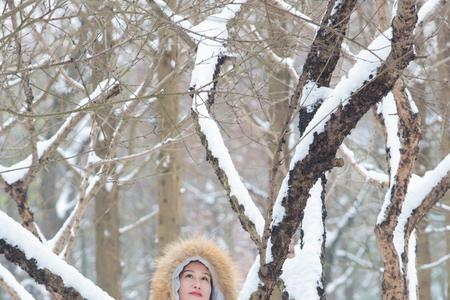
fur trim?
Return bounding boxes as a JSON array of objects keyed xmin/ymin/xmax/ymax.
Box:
[{"xmin": 149, "ymin": 237, "xmax": 238, "ymax": 300}]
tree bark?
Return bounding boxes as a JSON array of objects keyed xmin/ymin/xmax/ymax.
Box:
[
  {"xmin": 416, "ymin": 219, "xmax": 431, "ymax": 300},
  {"xmin": 0, "ymin": 239, "xmax": 84, "ymax": 299},
  {"xmin": 267, "ymin": 15, "xmax": 291, "ymax": 300},
  {"xmin": 95, "ymin": 186, "xmax": 121, "ymax": 299},
  {"xmin": 435, "ymin": 7, "xmax": 450, "ymax": 299},
  {"xmin": 260, "ymin": 0, "xmax": 417, "ymax": 295},
  {"xmin": 90, "ymin": 6, "xmax": 122, "ymax": 299},
  {"xmin": 156, "ymin": 0, "xmax": 182, "ymax": 253}
]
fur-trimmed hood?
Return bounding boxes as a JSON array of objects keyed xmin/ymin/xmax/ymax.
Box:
[{"xmin": 149, "ymin": 237, "xmax": 238, "ymax": 300}]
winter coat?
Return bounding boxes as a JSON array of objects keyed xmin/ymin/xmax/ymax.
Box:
[{"xmin": 149, "ymin": 237, "xmax": 238, "ymax": 300}]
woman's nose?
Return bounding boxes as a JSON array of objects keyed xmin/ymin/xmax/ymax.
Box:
[{"xmin": 192, "ymin": 279, "xmax": 201, "ymax": 289}]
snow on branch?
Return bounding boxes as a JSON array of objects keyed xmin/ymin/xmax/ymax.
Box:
[
  {"xmin": 247, "ymin": 25, "xmax": 299, "ymax": 82},
  {"xmin": 435, "ymin": 203, "xmax": 450, "ymax": 211},
  {"xmin": 425, "ymin": 225, "xmax": 450, "ymax": 233},
  {"xmin": 0, "ymin": 210, "xmax": 113, "ymax": 300},
  {"xmin": 268, "ymin": 12, "xmax": 394, "ymax": 261},
  {"xmin": 394, "ymin": 154, "xmax": 450, "ymax": 256},
  {"xmin": 325, "ymin": 265, "xmax": 354, "ymax": 295},
  {"xmin": 268, "ymin": 0, "xmax": 356, "ymax": 61},
  {"xmin": 0, "ymin": 263, "xmax": 35, "ymax": 300},
  {"xmin": 374, "ymin": 82, "xmax": 420, "ymax": 284},
  {"xmin": 339, "ymin": 144, "xmax": 388, "ymax": 188},
  {"xmin": 376, "ymin": 91, "xmax": 404, "ymax": 225},
  {"xmin": 270, "ymin": 0, "xmax": 317, "ymax": 31},
  {"xmin": 50, "ymin": 135, "xmax": 109, "ymax": 256},
  {"xmin": 189, "ymin": 0, "xmax": 264, "ymax": 246},
  {"xmin": 119, "ymin": 208, "xmax": 159, "ymax": 234},
  {"xmin": 0, "ymin": 79, "xmax": 120, "ymax": 185},
  {"xmin": 238, "ymin": 256, "xmax": 261, "ymax": 300},
  {"xmin": 259, "ymin": 1, "xmax": 418, "ymax": 297},
  {"xmin": 336, "ymin": 250, "xmax": 376, "ymax": 270},
  {"xmin": 146, "ymin": 0, "xmax": 196, "ymax": 48},
  {"xmin": 280, "ymin": 179, "xmax": 325, "ymax": 299},
  {"xmin": 0, "ymin": 95, "xmax": 46, "ymax": 135},
  {"xmin": 420, "ymin": 253, "xmax": 450, "ymax": 270}
]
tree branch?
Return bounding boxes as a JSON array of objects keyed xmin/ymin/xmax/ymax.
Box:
[
  {"xmin": 0, "ymin": 211, "xmax": 113, "ymax": 299},
  {"xmin": 257, "ymin": 0, "xmax": 417, "ymax": 297}
]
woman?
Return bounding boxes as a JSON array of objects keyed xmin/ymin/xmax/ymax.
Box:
[{"xmin": 149, "ymin": 237, "xmax": 238, "ymax": 300}]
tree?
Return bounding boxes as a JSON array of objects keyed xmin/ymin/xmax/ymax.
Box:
[{"xmin": 0, "ymin": 0, "xmax": 449, "ymax": 299}]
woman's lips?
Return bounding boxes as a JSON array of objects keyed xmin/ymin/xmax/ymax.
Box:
[{"xmin": 189, "ymin": 291, "xmax": 203, "ymax": 297}]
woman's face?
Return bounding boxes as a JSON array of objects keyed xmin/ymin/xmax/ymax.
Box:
[{"xmin": 178, "ymin": 261, "xmax": 212, "ymax": 300}]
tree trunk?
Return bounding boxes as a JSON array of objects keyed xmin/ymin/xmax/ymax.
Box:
[
  {"xmin": 90, "ymin": 6, "xmax": 122, "ymax": 299},
  {"xmin": 416, "ymin": 219, "xmax": 431, "ymax": 300},
  {"xmin": 435, "ymin": 7, "xmax": 450, "ymax": 299},
  {"xmin": 267, "ymin": 13, "xmax": 291, "ymax": 300},
  {"xmin": 95, "ymin": 186, "xmax": 121, "ymax": 299},
  {"xmin": 156, "ymin": 0, "xmax": 182, "ymax": 253}
]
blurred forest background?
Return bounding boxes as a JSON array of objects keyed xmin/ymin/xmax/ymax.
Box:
[{"xmin": 0, "ymin": 0, "xmax": 449, "ymax": 299}]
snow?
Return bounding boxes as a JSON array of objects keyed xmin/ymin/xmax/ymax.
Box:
[
  {"xmin": 0, "ymin": 137, "xmax": 56, "ymax": 184},
  {"xmin": 55, "ymin": 183, "xmax": 76, "ymax": 219},
  {"xmin": 0, "ymin": 79, "xmax": 118, "ymax": 185},
  {"xmin": 407, "ymin": 231, "xmax": 418, "ymax": 300},
  {"xmin": 417, "ymin": 0, "xmax": 441, "ymax": 25},
  {"xmin": 119, "ymin": 209, "xmax": 159, "ymax": 234},
  {"xmin": 238, "ymin": 256, "xmax": 260, "ymax": 300},
  {"xmin": 281, "ymin": 179, "xmax": 324, "ymax": 299},
  {"xmin": 290, "ymin": 27, "xmax": 392, "ymax": 173},
  {"xmin": 300, "ymin": 81, "xmax": 332, "ymax": 110},
  {"xmin": 326, "ymin": 265, "xmax": 354, "ymax": 294},
  {"xmin": 265, "ymin": 238, "xmax": 274, "ymax": 263},
  {"xmin": 420, "ymin": 253, "xmax": 450, "ymax": 270},
  {"xmin": 0, "ymin": 210, "xmax": 114, "ymax": 300},
  {"xmin": 330, "ymin": 0, "xmax": 343, "ymax": 19},
  {"xmin": 272, "ymin": 0, "xmax": 317, "ymax": 31},
  {"xmin": 405, "ymin": 88, "xmax": 418, "ymax": 114},
  {"xmin": 270, "ymin": 175, "xmax": 288, "ymax": 228},
  {"xmin": 0, "ymin": 263, "xmax": 36, "ymax": 300},
  {"xmin": 269, "ymin": 26, "xmax": 392, "ymax": 239},
  {"xmin": 154, "ymin": 0, "xmax": 194, "ymax": 33},
  {"xmin": 0, "ymin": 155, "xmax": 33, "ymax": 184},
  {"xmin": 339, "ymin": 144, "xmax": 389, "ymax": 184},
  {"xmin": 249, "ymin": 24, "xmax": 299, "ymax": 81},
  {"xmin": 189, "ymin": 0, "xmax": 264, "ymax": 237},
  {"xmin": 392, "ymin": 154, "xmax": 450, "ymax": 269},
  {"xmin": 376, "ymin": 92, "xmax": 401, "ymax": 225}
]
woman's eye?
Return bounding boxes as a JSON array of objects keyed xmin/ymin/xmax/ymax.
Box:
[
  {"xmin": 185, "ymin": 274, "xmax": 193, "ymax": 279},
  {"xmin": 202, "ymin": 276, "xmax": 210, "ymax": 282}
]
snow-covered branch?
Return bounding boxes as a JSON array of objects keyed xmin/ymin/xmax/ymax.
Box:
[
  {"xmin": 336, "ymin": 250, "xmax": 376, "ymax": 270},
  {"xmin": 0, "ymin": 79, "xmax": 120, "ymax": 237},
  {"xmin": 374, "ymin": 81, "xmax": 420, "ymax": 298},
  {"xmin": 0, "ymin": 263, "xmax": 35, "ymax": 300},
  {"xmin": 0, "ymin": 210, "xmax": 113, "ymax": 299},
  {"xmin": 119, "ymin": 208, "xmax": 159, "ymax": 234},
  {"xmin": 146, "ymin": 0, "xmax": 196, "ymax": 48},
  {"xmin": 419, "ymin": 253, "xmax": 450, "ymax": 270},
  {"xmin": 260, "ymin": 0, "xmax": 418, "ymax": 297},
  {"xmin": 189, "ymin": 0, "xmax": 264, "ymax": 246},
  {"xmin": 280, "ymin": 179, "xmax": 326, "ymax": 299},
  {"xmin": 400, "ymin": 154, "xmax": 450, "ymax": 241},
  {"xmin": 267, "ymin": 0, "xmax": 356, "ymax": 61},
  {"xmin": 425, "ymin": 225, "xmax": 450, "ymax": 233},
  {"xmin": 0, "ymin": 79, "xmax": 120, "ymax": 186},
  {"xmin": 339, "ymin": 144, "xmax": 388, "ymax": 188}
]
